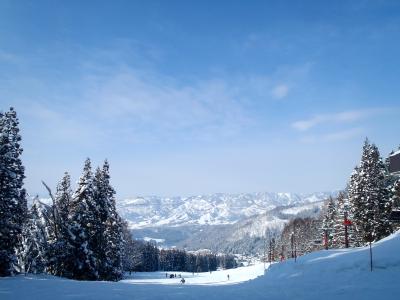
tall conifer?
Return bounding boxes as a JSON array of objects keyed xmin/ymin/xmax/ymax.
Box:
[
  {"xmin": 67, "ymin": 158, "xmax": 98, "ymax": 280},
  {"xmin": 0, "ymin": 107, "xmax": 27, "ymax": 276}
]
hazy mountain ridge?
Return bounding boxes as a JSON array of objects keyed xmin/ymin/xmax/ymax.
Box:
[
  {"xmin": 132, "ymin": 200, "xmax": 327, "ymax": 254},
  {"xmin": 117, "ymin": 192, "xmax": 334, "ymax": 229}
]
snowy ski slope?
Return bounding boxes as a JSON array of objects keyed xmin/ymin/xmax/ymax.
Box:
[{"xmin": 1, "ymin": 230, "xmax": 399, "ymax": 300}]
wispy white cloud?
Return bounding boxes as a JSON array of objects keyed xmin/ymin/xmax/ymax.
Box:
[
  {"xmin": 3, "ymin": 42, "xmax": 311, "ymax": 146},
  {"xmin": 292, "ymin": 109, "xmax": 384, "ymax": 131},
  {"xmin": 72, "ymin": 53, "xmax": 310, "ymax": 142},
  {"xmin": 80, "ymin": 68, "xmax": 253, "ymax": 142}
]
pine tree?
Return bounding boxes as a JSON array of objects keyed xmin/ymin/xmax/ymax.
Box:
[
  {"xmin": 46, "ymin": 173, "xmax": 74, "ymax": 277},
  {"xmin": 332, "ymin": 191, "xmax": 361, "ymax": 248},
  {"xmin": 16, "ymin": 199, "xmax": 49, "ymax": 274},
  {"xmin": 55, "ymin": 173, "xmax": 72, "ymax": 226},
  {"xmin": 349, "ymin": 139, "xmax": 392, "ymax": 243},
  {"xmin": 0, "ymin": 107, "xmax": 27, "ymax": 276},
  {"xmin": 370, "ymin": 143, "xmax": 392, "ymax": 239},
  {"xmin": 346, "ymin": 167, "xmax": 363, "ymax": 243},
  {"xmin": 94, "ymin": 160, "xmax": 124, "ymax": 281},
  {"xmin": 321, "ymin": 197, "xmax": 337, "ymax": 248},
  {"xmin": 185, "ymin": 253, "xmax": 196, "ymax": 273},
  {"xmin": 121, "ymin": 221, "xmax": 136, "ymax": 273},
  {"xmin": 67, "ymin": 158, "xmax": 98, "ymax": 280},
  {"xmin": 91, "ymin": 167, "xmax": 108, "ymax": 278},
  {"xmin": 332, "ymin": 192, "xmax": 346, "ymax": 248}
]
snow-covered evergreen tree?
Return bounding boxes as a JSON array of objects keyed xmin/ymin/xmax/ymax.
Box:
[
  {"xmin": 45, "ymin": 173, "xmax": 74, "ymax": 277},
  {"xmin": 121, "ymin": 221, "xmax": 137, "ymax": 273},
  {"xmin": 55, "ymin": 173, "xmax": 72, "ymax": 227},
  {"xmin": 0, "ymin": 107, "xmax": 27, "ymax": 276},
  {"xmin": 67, "ymin": 158, "xmax": 99, "ymax": 280},
  {"xmin": 332, "ymin": 191, "xmax": 361, "ymax": 248},
  {"xmin": 60, "ymin": 159, "xmax": 124, "ymax": 281},
  {"xmin": 349, "ymin": 139, "xmax": 392, "ymax": 243},
  {"xmin": 332, "ymin": 192, "xmax": 346, "ymax": 247},
  {"xmin": 93, "ymin": 160, "xmax": 124, "ymax": 281},
  {"xmin": 346, "ymin": 166, "xmax": 364, "ymax": 243},
  {"xmin": 321, "ymin": 197, "xmax": 337, "ymax": 248},
  {"xmin": 91, "ymin": 167, "xmax": 107, "ymax": 275},
  {"xmin": 16, "ymin": 199, "xmax": 49, "ymax": 274}
]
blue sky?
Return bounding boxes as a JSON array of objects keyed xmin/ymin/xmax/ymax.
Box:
[{"xmin": 1, "ymin": 0, "xmax": 400, "ymax": 198}]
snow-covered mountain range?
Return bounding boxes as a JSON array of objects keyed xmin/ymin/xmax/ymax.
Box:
[
  {"xmin": 117, "ymin": 191, "xmax": 336, "ymax": 254},
  {"xmin": 116, "ymin": 192, "xmax": 334, "ymax": 229},
  {"xmin": 130, "ymin": 199, "xmax": 327, "ymax": 254}
]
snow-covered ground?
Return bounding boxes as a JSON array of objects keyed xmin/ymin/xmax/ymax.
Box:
[
  {"xmin": 1, "ymin": 230, "xmax": 399, "ymax": 300},
  {"xmin": 123, "ymin": 263, "xmax": 265, "ymax": 286}
]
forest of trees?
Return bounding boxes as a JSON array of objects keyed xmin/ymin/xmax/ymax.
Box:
[
  {"xmin": 0, "ymin": 107, "xmax": 237, "ymax": 281},
  {"xmin": 122, "ymin": 237, "xmax": 236, "ymax": 273},
  {"xmin": 267, "ymin": 139, "xmax": 400, "ymax": 262},
  {"xmin": 0, "ymin": 129, "xmax": 125, "ymax": 281}
]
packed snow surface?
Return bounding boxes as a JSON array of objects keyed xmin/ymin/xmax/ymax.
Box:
[
  {"xmin": 123, "ymin": 263, "xmax": 265, "ymax": 286},
  {"xmin": 1, "ymin": 230, "xmax": 399, "ymax": 300}
]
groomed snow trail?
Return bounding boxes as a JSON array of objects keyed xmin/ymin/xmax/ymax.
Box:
[
  {"xmin": 1, "ymin": 231, "xmax": 400, "ymax": 300},
  {"xmin": 122, "ymin": 262, "xmax": 265, "ymax": 285}
]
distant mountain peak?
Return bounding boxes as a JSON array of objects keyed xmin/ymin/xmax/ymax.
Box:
[{"xmin": 117, "ymin": 191, "xmax": 336, "ymax": 229}]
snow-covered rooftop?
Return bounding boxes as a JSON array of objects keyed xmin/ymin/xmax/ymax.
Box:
[{"xmin": 389, "ymin": 149, "xmax": 400, "ymax": 157}]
